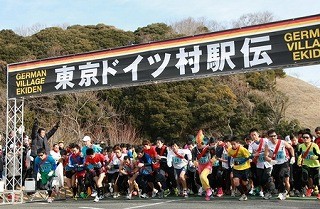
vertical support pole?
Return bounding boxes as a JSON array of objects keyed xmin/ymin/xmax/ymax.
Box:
[{"xmin": 3, "ymin": 98, "xmax": 24, "ymax": 204}]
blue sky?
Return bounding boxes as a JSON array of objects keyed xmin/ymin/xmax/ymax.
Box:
[{"xmin": 1, "ymin": 0, "xmax": 319, "ymax": 87}]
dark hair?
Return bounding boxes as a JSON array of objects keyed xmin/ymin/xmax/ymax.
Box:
[
  {"xmin": 223, "ymin": 135, "xmax": 233, "ymax": 142},
  {"xmin": 37, "ymin": 128, "xmax": 45, "ymax": 134},
  {"xmin": 135, "ymin": 146, "xmax": 144, "ymax": 154},
  {"xmin": 169, "ymin": 140, "xmax": 179, "ymax": 147},
  {"xmin": 60, "ymin": 149, "xmax": 68, "ymax": 156},
  {"xmin": 142, "ymin": 139, "xmax": 151, "ymax": 145},
  {"xmin": 156, "ymin": 137, "xmax": 165, "ymax": 143},
  {"xmin": 186, "ymin": 140, "xmax": 194, "ymax": 145},
  {"xmin": 68, "ymin": 143, "xmax": 77, "ymax": 149},
  {"xmin": 267, "ymin": 129, "xmax": 276, "ymax": 136},
  {"xmin": 230, "ymin": 136, "xmax": 239, "ymax": 142},
  {"xmin": 86, "ymin": 148, "xmax": 94, "ymax": 156},
  {"xmin": 304, "ymin": 128, "xmax": 311, "ymax": 133},
  {"xmin": 209, "ymin": 137, "xmax": 216, "ymax": 144},
  {"xmin": 289, "ymin": 133, "xmax": 297, "ymax": 140},
  {"xmin": 249, "ymin": 128, "xmax": 259, "ymax": 134},
  {"xmin": 73, "ymin": 144, "xmax": 81, "ymax": 150},
  {"xmin": 104, "ymin": 146, "xmax": 113, "ymax": 153},
  {"xmin": 124, "ymin": 156, "xmax": 130, "ymax": 161},
  {"xmin": 315, "ymin": 127, "xmax": 320, "ymax": 132},
  {"xmin": 37, "ymin": 148, "xmax": 46, "ymax": 155}
]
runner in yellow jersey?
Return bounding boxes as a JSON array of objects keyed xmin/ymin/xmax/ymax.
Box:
[
  {"xmin": 297, "ymin": 131, "xmax": 320, "ymax": 199},
  {"xmin": 227, "ymin": 136, "xmax": 251, "ymax": 201}
]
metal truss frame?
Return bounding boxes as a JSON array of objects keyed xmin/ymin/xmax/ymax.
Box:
[{"xmin": 2, "ymin": 98, "xmax": 24, "ymax": 204}]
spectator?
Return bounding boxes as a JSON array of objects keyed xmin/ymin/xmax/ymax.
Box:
[{"xmin": 30, "ymin": 118, "xmax": 60, "ymax": 158}]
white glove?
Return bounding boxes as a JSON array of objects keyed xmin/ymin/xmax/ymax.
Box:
[
  {"xmin": 270, "ymin": 160, "xmax": 277, "ymax": 165},
  {"xmin": 48, "ymin": 170, "xmax": 54, "ymax": 177},
  {"xmin": 37, "ymin": 172, "xmax": 41, "ymax": 180},
  {"xmin": 290, "ymin": 157, "xmax": 295, "ymax": 164}
]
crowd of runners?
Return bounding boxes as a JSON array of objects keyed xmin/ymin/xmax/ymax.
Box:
[{"xmin": 5, "ymin": 120, "xmax": 320, "ymax": 203}]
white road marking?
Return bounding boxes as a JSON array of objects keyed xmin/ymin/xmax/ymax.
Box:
[
  {"xmin": 79, "ymin": 207, "xmax": 105, "ymax": 209},
  {"xmin": 122, "ymin": 200, "xmax": 178, "ymax": 209}
]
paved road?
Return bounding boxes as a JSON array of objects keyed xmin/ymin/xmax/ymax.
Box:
[{"xmin": 1, "ymin": 196, "xmax": 319, "ymax": 209}]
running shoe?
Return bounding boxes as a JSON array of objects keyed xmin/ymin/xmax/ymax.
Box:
[
  {"xmin": 183, "ymin": 190, "xmax": 188, "ymax": 198},
  {"xmin": 109, "ymin": 183, "xmax": 114, "ymax": 193},
  {"xmin": 231, "ymin": 190, "xmax": 235, "ymax": 197},
  {"xmin": 139, "ymin": 193, "xmax": 148, "ymax": 198},
  {"xmin": 152, "ymin": 189, "xmax": 158, "ymax": 198},
  {"xmin": 113, "ymin": 192, "xmax": 120, "ymax": 198},
  {"xmin": 91, "ymin": 190, "xmax": 97, "ymax": 197},
  {"xmin": 306, "ymin": 188, "xmax": 313, "ymax": 197},
  {"xmin": 126, "ymin": 193, "xmax": 132, "ymax": 200},
  {"xmin": 205, "ymin": 188, "xmax": 212, "ymax": 201},
  {"xmin": 264, "ymin": 192, "xmax": 272, "ymax": 200},
  {"xmin": 259, "ymin": 191, "xmax": 264, "ymax": 197},
  {"xmin": 93, "ymin": 196, "xmax": 99, "ymax": 202},
  {"xmin": 79, "ymin": 192, "xmax": 88, "ymax": 199},
  {"xmin": 158, "ymin": 189, "xmax": 164, "ymax": 198},
  {"xmin": 173, "ymin": 188, "xmax": 179, "ymax": 196},
  {"xmin": 239, "ymin": 194, "xmax": 248, "ymax": 201},
  {"xmin": 163, "ymin": 189, "xmax": 171, "ymax": 197},
  {"xmin": 217, "ymin": 187, "xmax": 223, "ymax": 197}
]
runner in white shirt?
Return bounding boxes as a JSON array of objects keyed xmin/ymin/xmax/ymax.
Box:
[
  {"xmin": 167, "ymin": 141, "xmax": 192, "ymax": 197},
  {"xmin": 248, "ymin": 128, "xmax": 274, "ymax": 199},
  {"xmin": 106, "ymin": 146, "xmax": 126, "ymax": 198},
  {"xmin": 264, "ymin": 129, "xmax": 295, "ymax": 200}
]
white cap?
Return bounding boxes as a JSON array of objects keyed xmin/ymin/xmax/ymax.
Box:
[{"xmin": 82, "ymin": 136, "xmax": 91, "ymax": 142}]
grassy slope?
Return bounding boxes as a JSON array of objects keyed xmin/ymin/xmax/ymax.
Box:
[{"xmin": 276, "ymin": 75, "xmax": 320, "ymax": 131}]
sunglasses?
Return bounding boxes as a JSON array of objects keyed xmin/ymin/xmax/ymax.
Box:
[{"xmin": 302, "ymin": 136, "xmax": 310, "ymax": 139}]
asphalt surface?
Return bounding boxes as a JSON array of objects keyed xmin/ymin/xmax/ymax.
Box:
[{"xmin": 0, "ymin": 195, "xmax": 319, "ymax": 209}]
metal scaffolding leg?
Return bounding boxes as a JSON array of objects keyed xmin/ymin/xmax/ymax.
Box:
[{"xmin": 2, "ymin": 98, "xmax": 24, "ymax": 204}]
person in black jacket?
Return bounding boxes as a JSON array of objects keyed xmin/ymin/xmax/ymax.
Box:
[
  {"xmin": 30, "ymin": 118, "xmax": 60, "ymax": 185},
  {"xmin": 30, "ymin": 118, "xmax": 60, "ymax": 158}
]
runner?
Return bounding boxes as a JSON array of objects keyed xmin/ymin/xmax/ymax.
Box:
[
  {"xmin": 167, "ymin": 140, "xmax": 192, "ymax": 198},
  {"xmin": 297, "ymin": 131, "xmax": 320, "ymax": 199},
  {"xmin": 191, "ymin": 130, "xmax": 217, "ymax": 201},
  {"xmin": 248, "ymin": 128, "xmax": 274, "ymax": 199},
  {"xmin": 85, "ymin": 148, "xmax": 106, "ymax": 202},
  {"xmin": 227, "ymin": 136, "xmax": 251, "ymax": 201},
  {"xmin": 264, "ymin": 129, "xmax": 295, "ymax": 200}
]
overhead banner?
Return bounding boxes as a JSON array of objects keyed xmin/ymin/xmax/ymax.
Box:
[{"xmin": 7, "ymin": 14, "xmax": 320, "ymax": 99}]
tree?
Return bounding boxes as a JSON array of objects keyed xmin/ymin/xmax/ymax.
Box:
[
  {"xmin": 170, "ymin": 17, "xmax": 225, "ymax": 36},
  {"xmin": 134, "ymin": 23, "xmax": 178, "ymax": 43},
  {"xmin": 232, "ymin": 11, "xmax": 275, "ymax": 28}
]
